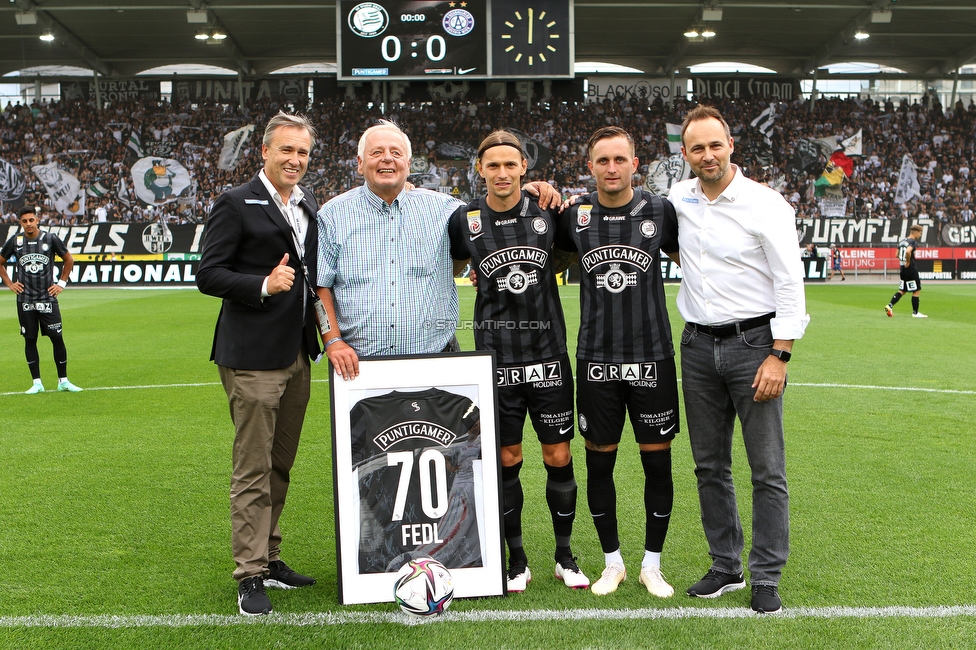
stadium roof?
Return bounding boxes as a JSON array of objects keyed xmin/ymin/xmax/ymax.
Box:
[{"xmin": 1, "ymin": 1, "xmax": 975, "ymax": 79}]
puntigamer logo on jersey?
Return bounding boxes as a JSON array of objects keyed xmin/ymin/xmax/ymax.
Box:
[
  {"xmin": 19, "ymin": 252, "xmax": 48, "ymax": 274},
  {"xmin": 373, "ymin": 420, "xmax": 458, "ymax": 451}
]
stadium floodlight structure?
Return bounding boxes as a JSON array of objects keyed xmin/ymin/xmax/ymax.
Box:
[
  {"xmin": 187, "ymin": 9, "xmax": 209, "ymax": 24},
  {"xmin": 15, "ymin": 11, "xmax": 38, "ymax": 25},
  {"xmin": 871, "ymin": 10, "xmax": 893, "ymax": 24}
]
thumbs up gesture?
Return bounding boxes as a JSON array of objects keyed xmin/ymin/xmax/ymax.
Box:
[{"xmin": 267, "ymin": 253, "xmax": 296, "ymax": 294}]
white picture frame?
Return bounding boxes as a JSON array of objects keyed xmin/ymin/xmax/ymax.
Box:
[{"xmin": 330, "ymin": 351, "xmax": 504, "ymax": 605}]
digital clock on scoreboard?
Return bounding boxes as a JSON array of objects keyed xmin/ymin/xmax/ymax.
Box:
[{"xmin": 338, "ymin": 1, "xmax": 488, "ymax": 80}]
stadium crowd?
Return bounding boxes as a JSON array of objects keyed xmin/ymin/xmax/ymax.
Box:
[{"xmin": 2, "ymin": 90, "xmax": 975, "ymax": 227}]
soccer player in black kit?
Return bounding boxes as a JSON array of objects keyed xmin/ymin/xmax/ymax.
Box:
[
  {"xmin": 885, "ymin": 224, "xmax": 927, "ymax": 318},
  {"xmin": 449, "ymin": 130, "xmax": 588, "ymax": 592},
  {"xmin": 556, "ymin": 126, "xmax": 679, "ymax": 598},
  {"xmin": 0, "ymin": 207, "xmax": 82, "ymax": 394}
]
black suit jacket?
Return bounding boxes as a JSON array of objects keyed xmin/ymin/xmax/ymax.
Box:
[{"xmin": 197, "ymin": 174, "xmax": 321, "ymax": 370}]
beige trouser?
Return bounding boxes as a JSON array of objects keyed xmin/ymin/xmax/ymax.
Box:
[{"xmin": 219, "ymin": 353, "xmax": 310, "ymax": 582}]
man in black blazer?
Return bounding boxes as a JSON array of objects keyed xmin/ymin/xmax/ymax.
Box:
[{"xmin": 198, "ymin": 112, "xmax": 321, "ymax": 616}]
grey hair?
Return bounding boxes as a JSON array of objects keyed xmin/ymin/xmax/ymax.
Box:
[
  {"xmin": 263, "ymin": 111, "xmax": 316, "ymax": 148},
  {"xmin": 358, "ymin": 119, "xmax": 412, "ymax": 160}
]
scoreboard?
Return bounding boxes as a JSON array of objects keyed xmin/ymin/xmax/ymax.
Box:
[{"xmin": 337, "ymin": 0, "xmax": 573, "ymax": 80}]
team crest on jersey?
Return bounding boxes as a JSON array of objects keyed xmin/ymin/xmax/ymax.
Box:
[
  {"xmin": 15, "ymin": 235, "xmax": 23, "ymax": 246},
  {"xmin": 639, "ymin": 219, "xmax": 657, "ymax": 238},
  {"xmin": 496, "ymin": 265, "xmax": 538, "ymax": 294},
  {"xmin": 466, "ymin": 210, "xmax": 483, "ymax": 236},
  {"xmin": 577, "ymin": 205, "xmax": 592, "ymax": 230},
  {"xmin": 42, "ymin": 242, "xmax": 49, "ymax": 252},
  {"xmin": 596, "ymin": 263, "xmax": 638, "ymax": 293},
  {"xmin": 531, "ymin": 216, "xmax": 548, "ymax": 234}
]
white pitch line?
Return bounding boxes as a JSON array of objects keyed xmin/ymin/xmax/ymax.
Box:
[
  {"xmin": 5, "ymin": 379, "xmax": 972, "ymax": 398},
  {"xmin": 3, "ymin": 605, "xmax": 976, "ymax": 628}
]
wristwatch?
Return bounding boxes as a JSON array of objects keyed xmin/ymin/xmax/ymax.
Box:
[{"xmin": 769, "ymin": 349, "xmax": 792, "ymax": 363}]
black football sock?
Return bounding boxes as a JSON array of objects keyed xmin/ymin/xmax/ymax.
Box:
[
  {"xmin": 502, "ymin": 461, "xmax": 527, "ymax": 567},
  {"xmin": 25, "ymin": 338, "xmax": 41, "ymax": 380},
  {"xmin": 890, "ymin": 292, "xmax": 903, "ymax": 306},
  {"xmin": 912, "ymin": 296, "xmax": 920, "ymax": 314},
  {"xmin": 585, "ymin": 447, "xmax": 620, "ymax": 553},
  {"xmin": 544, "ymin": 459, "xmax": 577, "ymax": 560},
  {"xmin": 51, "ymin": 334, "xmax": 68, "ymax": 378},
  {"xmin": 640, "ymin": 448, "xmax": 673, "ymax": 553}
]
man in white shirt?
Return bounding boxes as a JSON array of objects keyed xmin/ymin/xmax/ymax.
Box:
[{"xmin": 668, "ymin": 105, "xmax": 809, "ymax": 615}]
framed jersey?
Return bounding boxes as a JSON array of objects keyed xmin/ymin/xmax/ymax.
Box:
[{"xmin": 330, "ymin": 351, "xmax": 504, "ymax": 605}]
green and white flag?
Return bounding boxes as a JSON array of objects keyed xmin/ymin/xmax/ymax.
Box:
[{"xmin": 665, "ymin": 123, "xmax": 683, "ymax": 154}]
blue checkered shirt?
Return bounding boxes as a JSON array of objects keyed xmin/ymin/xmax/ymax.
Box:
[{"xmin": 317, "ymin": 185, "xmax": 464, "ymax": 356}]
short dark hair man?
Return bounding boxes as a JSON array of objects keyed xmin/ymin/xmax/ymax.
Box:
[
  {"xmin": 197, "ymin": 111, "xmax": 321, "ymax": 616},
  {"xmin": 0, "ymin": 206, "xmax": 82, "ymax": 393},
  {"xmin": 671, "ymin": 105, "xmax": 809, "ymax": 614},
  {"xmin": 556, "ymin": 126, "xmax": 681, "ymax": 598},
  {"xmin": 885, "ymin": 224, "xmax": 926, "ymax": 317},
  {"xmin": 449, "ymin": 130, "xmax": 586, "ymax": 592}
]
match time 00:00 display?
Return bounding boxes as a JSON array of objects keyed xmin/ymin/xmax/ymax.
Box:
[{"xmin": 339, "ymin": 1, "xmax": 488, "ymax": 79}]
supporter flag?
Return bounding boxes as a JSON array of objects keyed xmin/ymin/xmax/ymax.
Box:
[
  {"xmin": 117, "ymin": 176, "xmax": 132, "ymax": 208},
  {"xmin": 750, "ymin": 103, "xmax": 777, "ymax": 145},
  {"xmin": 508, "ymin": 129, "xmax": 552, "ymax": 171},
  {"xmin": 894, "ymin": 154, "xmax": 922, "ymax": 205},
  {"xmin": 87, "ymin": 180, "xmax": 110, "ymax": 198},
  {"xmin": 131, "ymin": 157, "xmax": 192, "ymax": 206},
  {"xmin": 126, "ymin": 128, "xmax": 144, "ymax": 164},
  {"xmin": 665, "ymin": 123, "xmax": 683, "ymax": 154},
  {"xmin": 644, "ymin": 154, "xmax": 692, "ymax": 196},
  {"xmin": 0, "ymin": 157, "xmax": 27, "ymax": 201},
  {"xmin": 792, "ymin": 139, "xmax": 823, "ymax": 175},
  {"xmin": 829, "ymin": 150, "xmax": 854, "ymax": 178},
  {"xmin": 31, "ymin": 162, "xmax": 85, "ymax": 216},
  {"xmin": 841, "ymin": 129, "xmax": 863, "ymax": 156},
  {"xmin": 217, "ymin": 124, "xmax": 255, "ymax": 171}
]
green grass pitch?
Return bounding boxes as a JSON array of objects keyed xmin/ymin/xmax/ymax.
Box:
[{"xmin": 1, "ymin": 282, "xmax": 975, "ymax": 649}]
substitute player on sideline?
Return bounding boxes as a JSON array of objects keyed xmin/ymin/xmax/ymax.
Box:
[
  {"xmin": 0, "ymin": 206, "xmax": 82, "ymax": 394},
  {"xmin": 556, "ymin": 126, "xmax": 680, "ymax": 598},
  {"xmin": 448, "ymin": 130, "xmax": 588, "ymax": 592},
  {"xmin": 885, "ymin": 224, "xmax": 927, "ymax": 318}
]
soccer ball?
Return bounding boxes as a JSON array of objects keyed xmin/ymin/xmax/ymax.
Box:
[{"xmin": 392, "ymin": 557, "xmax": 454, "ymax": 617}]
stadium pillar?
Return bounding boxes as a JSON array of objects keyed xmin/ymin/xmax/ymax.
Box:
[
  {"xmin": 237, "ymin": 71, "xmax": 245, "ymax": 108},
  {"xmin": 950, "ymin": 70, "xmax": 959, "ymax": 110},
  {"xmin": 808, "ymin": 69, "xmax": 818, "ymax": 113},
  {"xmin": 33, "ymin": 79, "xmax": 41, "ymax": 104},
  {"xmin": 669, "ymin": 68, "xmax": 676, "ymax": 110},
  {"xmin": 93, "ymin": 69, "xmax": 102, "ymax": 111}
]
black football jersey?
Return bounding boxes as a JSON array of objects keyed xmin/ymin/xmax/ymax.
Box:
[
  {"xmin": 350, "ymin": 388, "xmax": 484, "ymax": 574},
  {"xmin": 556, "ymin": 189, "xmax": 678, "ymax": 363},
  {"xmin": 0, "ymin": 231, "xmax": 68, "ymax": 302},
  {"xmin": 897, "ymin": 236, "xmax": 918, "ymax": 269},
  {"xmin": 448, "ymin": 192, "xmax": 568, "ymax": 365}
]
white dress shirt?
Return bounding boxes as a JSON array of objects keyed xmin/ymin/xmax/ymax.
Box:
[
  {"xmin": 258, "ymin": 169, "xmax": 308, "ymax": 298},
  {"xmin": 669, "ymin": 165, "xmax": 809, "ymax": 341}
]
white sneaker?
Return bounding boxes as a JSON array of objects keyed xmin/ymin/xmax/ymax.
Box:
[
  {"xmin": 590, "ymin": 562, "xmax": 626, "ymax": 596},
  {"xmin": 555, "ymin": 558, "xmax": 590, "ymax": 589},
  {"xmin": 913, "ymin": 312, "xmax": 928, "ymax": 318},
  {"xmin": 25, "ymin": 382, "xmax": 45, "ymax": 394},
  {"xmin": 57, "ymin": 380, "xmax": 83, "ymax": 392},
  {"xmin": 507, "ymin": 565, "xmax": 531, "ymax": 593},
  {"xmin": 638, "ymin": 566, "xmax": 675, "ymax": 598}
]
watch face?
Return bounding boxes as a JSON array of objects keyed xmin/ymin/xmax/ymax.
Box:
[{"xmin": 491, "ymin": 0, "xmax": 571, "ymax": 77}]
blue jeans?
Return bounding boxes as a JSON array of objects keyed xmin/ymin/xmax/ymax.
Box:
[{"xmin": 679, "ymin": 323, "xmax": 789, "ymax": 586}]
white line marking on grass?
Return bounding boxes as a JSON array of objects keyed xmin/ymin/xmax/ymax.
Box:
[
  {"xmin": 3, "ymin": 380, "xmax": 971, "ymax": 398},
  {"xmin": 3, "ymin": 605, "xmax": 976, "ymax": 628},
  {"xmin": 792, "ymin": 382, "xmax": 976, "ymax": 395}
]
